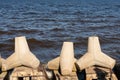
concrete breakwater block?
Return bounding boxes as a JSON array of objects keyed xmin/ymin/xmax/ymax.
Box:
[
  {"xmin": 47, "ymin": 42, "xmax": 78, "ymax": 80},
  {"xmin": 2, "ymin": 36, "xmax": 40, "ymax": 71},
  {"xmin": 76, "ymin": 36, "xmax": 116, "ymax": 71},
  {"xmin": 76, "ymin": 36, "xmax": 117, "ymax": 80}
]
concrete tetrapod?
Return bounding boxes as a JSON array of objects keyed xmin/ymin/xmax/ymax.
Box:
[
  {"xmin": 76, "ymin": 36, "xmax": 116, "ymax": 71},
  {"xmin": 47, "ymin": 42, "xmax": 76, "ymax": 76},
  {"xmin": 2, "ymin": 36, "xmax": 40, "ymax": 71},
  {"xmin": 60, "ymin": 42, "xmax": 75, "ymax": 76}
]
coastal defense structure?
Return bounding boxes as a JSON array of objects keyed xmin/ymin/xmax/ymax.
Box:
[
  {"xmin": 2, "ymin": 36, "xmax": 40, "ymax": 71},
  {"xmin": 76, "ymin": 36, "xmax": 117, "ymax": 80},
  {"xmin": 1, "ymin": 36, "xmax": 48, "ymax": 80},
  {"xmin": 47, "ymin": 42, "xmax": 78, "ymax": 80},
  {"xmin": 0, "ymin": 36, "xmax": 118, "ymax": 80}
]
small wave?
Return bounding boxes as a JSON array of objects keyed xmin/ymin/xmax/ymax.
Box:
[
  {"xmin": 0, "ymin": 43, "xmax": 14, "ymax": 53},
  {"xmin": 51, "ymin": 28, "xmax": 64, "ymax": 31},
  {"xmin": 115, "ymin": 4, "xmax": 120, "ymax": 8},
  {"xmin": 0, "ymin": 43, "xmax": 12, "ymax": 48},
  {"xmin": 9, "ymin": 29, "xmax": 41, "ymax": 35},
  {"xmin": 52, "ymin": 10, "xmax": 72, "ymax": 15},
  {"xmin": 0, "ymin": 30, "xmax": 7, "ymax": 35},
  {"xmin": 73, "ymin": 11, "xmax": 84, "ymax": 15},
  {"xmin": 86, "ymin": 25, "xmax": 119, "ymax": 32},
  {"xmin": 27, "ymin": 38, "xmax": 57, "ymax": 48},
  {"xmin": 75, "ymin": 37, "xmax": 87, "ymax": 46},
  {"xmin": 37, "ymin": 18, "xmax": 56, "ymax": 22},
  {"xmin": 0, "ymin": 29, "xmax": 41, "ymax": 36},
  {"xmin": 106, "ymin": 15, "xmax": 116, "ymax": 18},
  {"xmin": 22, "ymin": 11, "xmax": 39, "ymax": 15}
]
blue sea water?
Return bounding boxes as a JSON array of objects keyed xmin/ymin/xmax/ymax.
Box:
[{"xmin": 0, "ymin": 0, "xmax": 120, "ymax": 63}]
